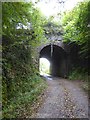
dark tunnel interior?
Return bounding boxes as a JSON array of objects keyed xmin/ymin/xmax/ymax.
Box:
[{"xmin": 39, "ymin": 45, "xmax": 68, "ymax": 77}]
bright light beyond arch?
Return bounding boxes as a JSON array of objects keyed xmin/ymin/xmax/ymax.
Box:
[
  {"xmin": 39, "ymin": 58, "xmax": 50, "ymax": 76},
  {"xmin": 25, "ymin": 0, "xmax": 84, "ymax": 21}
]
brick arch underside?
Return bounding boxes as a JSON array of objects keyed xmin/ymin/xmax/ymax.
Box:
[{"xmin": 39, "ymin": 45, "xmax": 68, "ymax": 77}]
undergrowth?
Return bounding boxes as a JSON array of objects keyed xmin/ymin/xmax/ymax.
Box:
[
  {"xmin": 2, "ymin": 75, "xmax": 47, "ymax": 118},
  {"xmin": 0, "ymin": 76, "xmax": 2, "ymax": 119},
  {"xmin": 69, "ymin": 68, "xmax": 88, "ymax": 81},
  {"xmin": 68, "ymin": 68, "xmax": 89, "ymax": 91}
]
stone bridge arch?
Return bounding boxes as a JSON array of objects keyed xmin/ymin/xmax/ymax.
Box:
[
  {"xmin": 38, "ymin": 41, "xmax": 66, "ymax": 53},
  {"xmin": 38, "ymin": 41, "xmax": 69, "ymax": 77}
]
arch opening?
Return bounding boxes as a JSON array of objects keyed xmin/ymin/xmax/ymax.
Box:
[
  {"xmin": 39, "ymin": 45, "xmax": 68, "ymax": 77},
  {"xmin": 39, "ymin": 58, "xmax": 51, "ymax": 76}
]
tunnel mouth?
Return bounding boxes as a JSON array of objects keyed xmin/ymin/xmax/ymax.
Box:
[
  {"xmin": 39, "ymin": 57, "xmax": 51, "ymax": 76},
  {"xmin": 39, "ymin": 44, "xmax": 67, "ymax": 77}
]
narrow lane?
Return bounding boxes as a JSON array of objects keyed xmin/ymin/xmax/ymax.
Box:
[{"xmin": 35, "ymin": 77, "xmax": 88, "ymax": 118}]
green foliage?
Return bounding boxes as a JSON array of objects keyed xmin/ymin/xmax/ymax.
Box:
[
  {"xmin": 68, "ymin": 68, "xmax": 89, "ymax": 91},
  {"xmin": 44, "ymin": 21, "xmax": 63, "ymax": 43},
  {"xmin": 2, "ymin": 2, "xmax": 47, "ymax": 118},
  {"xmin": 62, "ymin": 1, "xmax": 90, "ymax": 59},
  {"xmin": 3, "ymin": 75, "xmax": 47, "ymax": 118},
  {"xmin": 2, "ymin": 2, "xmax": 46, "ymax": 47},
  {"xmin": 68, "ymin": 68, "xmax": 88, "ymax": 81}
]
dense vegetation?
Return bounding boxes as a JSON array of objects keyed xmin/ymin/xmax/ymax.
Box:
[
  {"xmin": 1, "ymin": 0, "xmax": 90, "ymax": 118},
  {"xmin": 2, "ymin": 2, "xmax": 47, "ymax": 118},
  {"xmin": 62, "ymin": 1, "xmax": 90, "ymax": 81}
]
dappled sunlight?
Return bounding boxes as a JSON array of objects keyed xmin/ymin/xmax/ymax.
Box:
[{"xmin": 39, "ymin": 58, "xmax": 50, "ymax": 76}]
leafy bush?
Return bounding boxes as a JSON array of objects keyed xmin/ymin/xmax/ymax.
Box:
[
  {"xmin": 68, "ymin": 68, "xmax": 88, "ymax": 81},
  {"xmin": 2, "ymin": 2, "xmax": 47, "ymax": 118},
  {"xmin": 62, "ymin": 1, "xmax": 90, "ymax": 60},
  {"xmin": 2, "ymin": 75, "xmax": 47, "ymax": 118}
]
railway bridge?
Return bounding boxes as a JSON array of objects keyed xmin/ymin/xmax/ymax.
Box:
[{"xmin": 38, "ymin": 41, "xmax": 72, "ymax": 77}]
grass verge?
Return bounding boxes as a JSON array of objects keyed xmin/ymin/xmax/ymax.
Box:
[{"xmin": 2, "ymin": 75, "xmax": 47, "ymax": 118}]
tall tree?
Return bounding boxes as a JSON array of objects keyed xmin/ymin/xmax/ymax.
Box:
[
  {"xmin": 62, "ymin": 1, "xmax": 90, "ymax": 59},
  {"xmin": 2, "ymin": 2, "xmax": 46, "ymax": 104}
]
